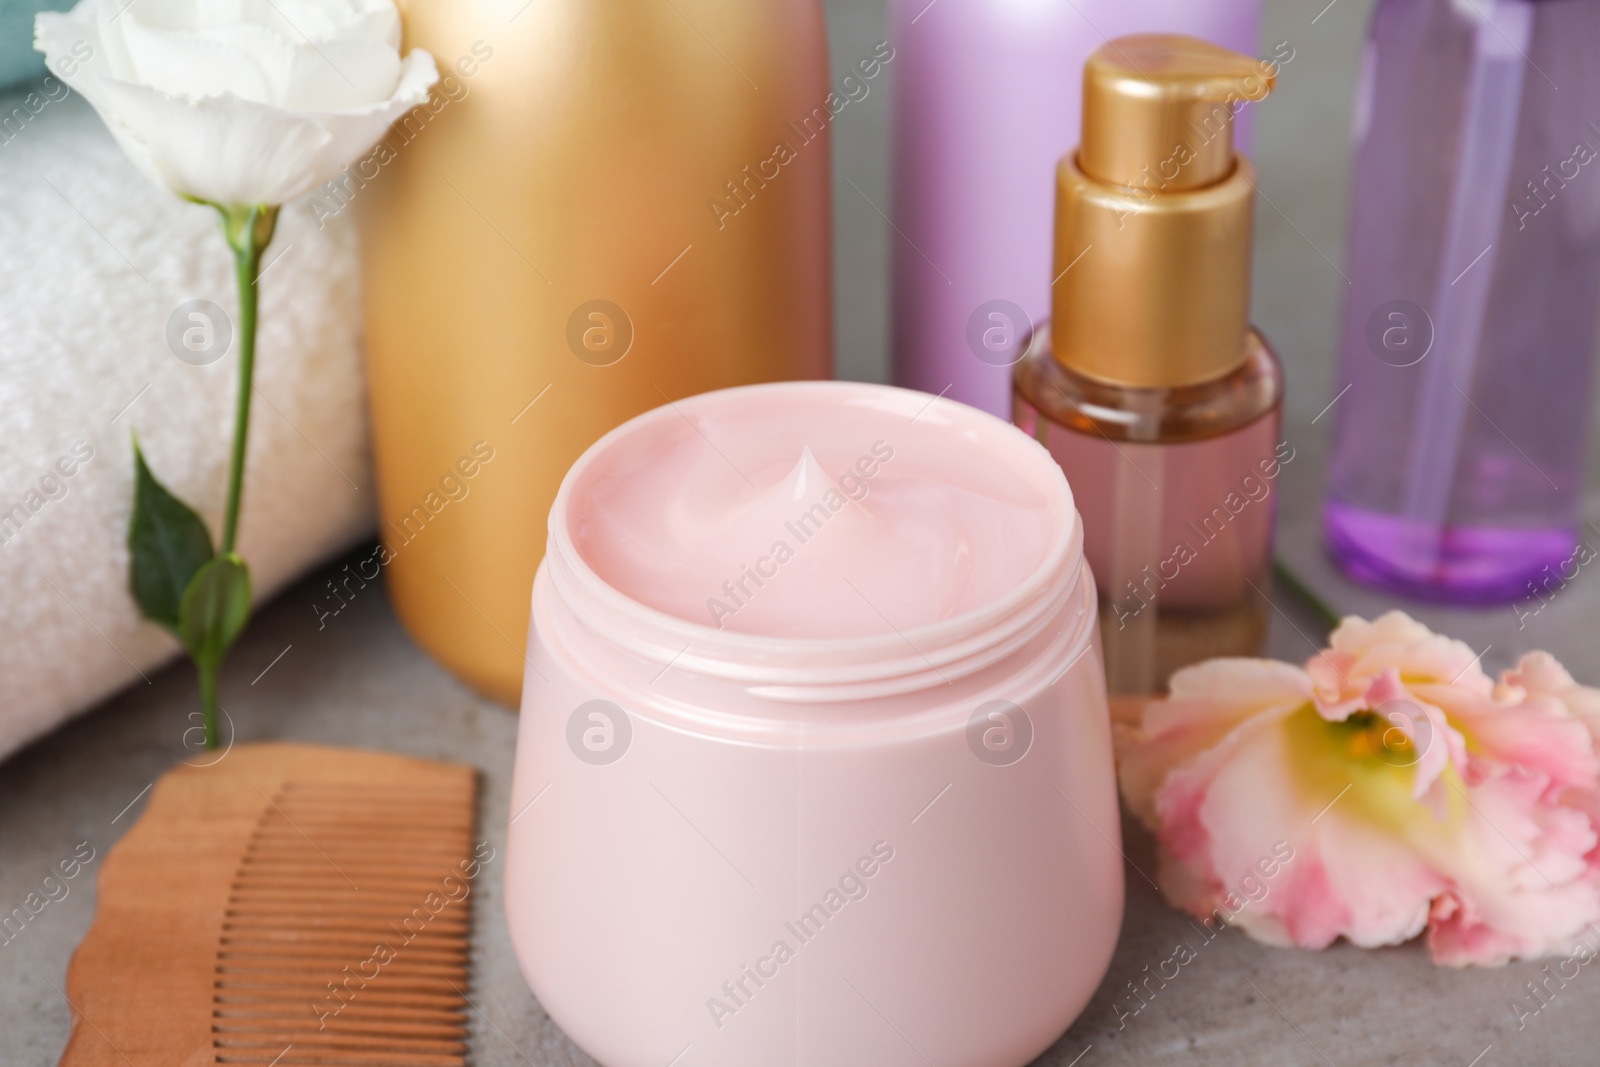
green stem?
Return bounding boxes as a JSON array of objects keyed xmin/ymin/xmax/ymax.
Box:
[
  {"xmin": 200, "ymin": 203, "xmax": 277, "ymax": 750},
  {"xmin": 218, "ymin": 204, "xmax": 278, "ymax": 555},
  {"xmin": 1272, "ymin": 557, "xmax": 1342, "ymax": 637},
  {"xmin": 198, "ymin": 657, "xmax": 220, "ymax": 751}
]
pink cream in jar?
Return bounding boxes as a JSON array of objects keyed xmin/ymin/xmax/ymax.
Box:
[{"xmin": 506, "ymin": 381, "xmax": 1121, "ymax": 1067}]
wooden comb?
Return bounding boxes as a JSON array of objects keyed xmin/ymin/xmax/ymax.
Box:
[{"xmin": 58, "ymin": 743, "xmax": 480, "ymax": 1067}]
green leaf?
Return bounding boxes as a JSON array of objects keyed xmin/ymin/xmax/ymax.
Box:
[
  {"xmin": 128, "ymin": 440, "xmax": 214, "ymax": 631},
  {"xmin": 179, "ymin": 554, "xmax": 252, "ymax": 665}
]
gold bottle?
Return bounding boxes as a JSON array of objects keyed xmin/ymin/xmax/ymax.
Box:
[{"xmin": 360, "ymin": 1, "xmax": 833, "ymax": 704}]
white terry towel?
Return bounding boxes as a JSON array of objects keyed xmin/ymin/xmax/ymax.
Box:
[{"xmin": 0, "ymin": 87, "xmax": 376, "ymax": 759}]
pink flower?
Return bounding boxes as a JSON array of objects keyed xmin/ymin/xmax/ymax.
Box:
[{"xmin": 1116, "ymin": 611, "xmax": 1600, "ymax": 966}]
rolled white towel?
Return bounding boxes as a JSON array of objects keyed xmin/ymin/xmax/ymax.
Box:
[{"xmin": 0, "ymin": 86, "xmax": 376, "ymax": 759}]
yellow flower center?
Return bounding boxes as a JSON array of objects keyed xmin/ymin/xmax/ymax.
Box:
[
  {"xmin": 1337, "ymin": 710, "xmax": 1418, "ymax": 763},
  {"xmin": 1282, "ymin": 703, "xmax": 1469, "ymax": 835}
]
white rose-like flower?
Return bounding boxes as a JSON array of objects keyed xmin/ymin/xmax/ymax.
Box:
[{"xmin": 35, "ymin": 0, "xmax": 438, "ymax": 207}]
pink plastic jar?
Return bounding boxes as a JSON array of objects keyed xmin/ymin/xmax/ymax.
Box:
[{"xmin": 505, "ymin": 382, "xmax": 1121, "ymax": 1067}]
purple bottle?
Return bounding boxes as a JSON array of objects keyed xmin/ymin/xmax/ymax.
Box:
[
  {"xmin": 889, "ymin": 0, "xmax": 1263, "ymax": 419},
  {"xmin": 1324, "ymin": 0, "xmax": 1600, "ymax": 603}
]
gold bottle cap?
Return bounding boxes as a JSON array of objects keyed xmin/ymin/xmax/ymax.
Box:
[{"xmin": 1052, "ymin": 35, "xmax": 1276, "ymax": 388}]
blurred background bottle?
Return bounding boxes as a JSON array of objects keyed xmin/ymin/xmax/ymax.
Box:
[
  {"xmin": 1324, "ymin": 0, "xmax": 1600, "ymax": 603},
  {"xmin": 362, "ymin": 0, "xmax": 832, "ymax": 704},
  {"xmin": 889, "ymin": 0, "xmax": 1262, "ymax": 419}
]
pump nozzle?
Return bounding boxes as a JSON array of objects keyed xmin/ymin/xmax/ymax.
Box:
[{"xmin": 1080, "ymin": 35, "xmax": 1275, "ymax": 193}]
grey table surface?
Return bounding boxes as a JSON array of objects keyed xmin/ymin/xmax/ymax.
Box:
[{"xmin": 5, "ymin": 0, "xmax": 1600, "ymax": 1064}]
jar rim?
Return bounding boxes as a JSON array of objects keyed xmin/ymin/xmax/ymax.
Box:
[{"xmin": 543, "ymin": 381, "xmax": 1085, "ymax": 692}]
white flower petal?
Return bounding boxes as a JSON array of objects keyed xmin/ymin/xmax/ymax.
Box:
[
  {"xmin": 295, "ymin": 48, "xmax": 436, "ymax": 194},
  {"xmin": 116, "ymin": 20, "xmax": 278, "ymax": 103},
  {"xmin": 90, "ymin": 76, "xmax": 335, "ymax": 204},
  {"xmin": 36, "ymin": 0, "xmax": 437, "ymax": 206}
]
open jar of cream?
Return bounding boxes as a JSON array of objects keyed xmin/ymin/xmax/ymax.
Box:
[{"xmin": 506, "ymin": 382, "xmax": 1121, "ymax": 1067}]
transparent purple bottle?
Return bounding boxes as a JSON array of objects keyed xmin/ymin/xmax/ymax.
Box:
[{"xmin": 1324, "ymin": 0, "xmax": 1600, "ymax": 603}]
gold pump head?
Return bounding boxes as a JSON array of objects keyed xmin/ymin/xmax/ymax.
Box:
[
  {"xmin": 1051, "ymin": 35, "xmax": 1277, "ymax": 388},
  {"xmin": 1080, "ymin": 34, "xmax": 1274, "ymax": 192}
]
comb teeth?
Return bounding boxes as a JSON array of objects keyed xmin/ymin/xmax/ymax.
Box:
[{"xmin": 211, "ymin": 781, "xmax": 478, "ymax": 1067}]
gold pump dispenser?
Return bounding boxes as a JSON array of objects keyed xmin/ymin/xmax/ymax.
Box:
[
  {"xmin": 1051, "ymin": 35, "xmax": 1275, "ymax": 388},
  {"xmin": 1015, "ymin": 33, "xmax": 1286, "ymax": 696}
]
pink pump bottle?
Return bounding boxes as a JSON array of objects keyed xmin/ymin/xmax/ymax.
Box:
[{"xmin": 890, "ymin": 0, "xmax": 1263, "ymax": 418}]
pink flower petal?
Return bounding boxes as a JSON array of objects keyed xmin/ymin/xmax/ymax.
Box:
[
  {"xmin": 1421, "ymin": 680, "xmax": 1599, "ymax": 791},
  {"xmin": 1115, "ymin": 657, "xmax": 1313, "ymax": 830}
]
